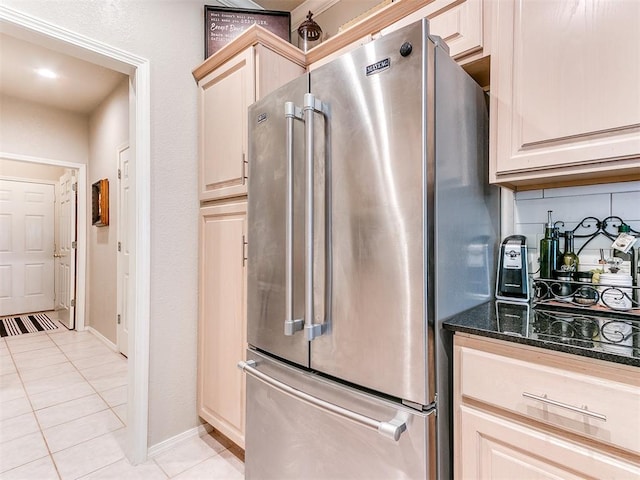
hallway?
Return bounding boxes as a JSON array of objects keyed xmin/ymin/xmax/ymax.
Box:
[{"xmin": 0, "ymin": 314, "xmax": 244, "ymax": 479}]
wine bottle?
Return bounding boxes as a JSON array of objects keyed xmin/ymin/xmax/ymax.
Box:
[
  {"xmin": 561, "ymin": 231, "xmax": 579, "ymax": 272},
  {"xmin": 539, "ymin": 211, "xmax": 558, "ymax": 279}
]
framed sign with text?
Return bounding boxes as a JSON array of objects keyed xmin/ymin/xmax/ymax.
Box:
[{"xmin": 204, "ymin": 6, "xmax": 291, "ymax": 59}]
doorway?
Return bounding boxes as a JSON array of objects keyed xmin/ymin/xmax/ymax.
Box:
[
  {"xmin": 0, "ymin": 6, "xmax": 151, "ymax": 464},
  {"xmin": 0, "ymin": 156, "xmax": 87, "ymax": 331}
]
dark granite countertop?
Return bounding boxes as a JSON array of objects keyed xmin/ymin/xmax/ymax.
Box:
[{"xmin": 443, "ymin": 301, "xmax": 640, "ymax": 367}]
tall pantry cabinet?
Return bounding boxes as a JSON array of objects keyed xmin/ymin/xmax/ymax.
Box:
[{"xmin": 194, "ymin": 26, "xmax": 305, "ymax": 448}]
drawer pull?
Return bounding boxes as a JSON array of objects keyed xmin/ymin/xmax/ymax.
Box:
[{"xmin": 522, "ymin": 392, "xmax": 607, "ymax": 422}]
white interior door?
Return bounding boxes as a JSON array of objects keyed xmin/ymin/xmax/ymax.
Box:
[
  {"xmin": 55, "ymin": 171, "xmax": 77, "ymax": 329},
  {"xmin": 0, "ymin": 179, "xmax": 55, "ymax": 316},
  {"xmin": 117, "ymin": 146, "xmax": 131, "ymax": 356}
]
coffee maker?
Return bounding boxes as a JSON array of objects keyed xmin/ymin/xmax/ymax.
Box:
[{"xmin": 496, "ymin": 235, "xmax": 529, "ymax": 302}]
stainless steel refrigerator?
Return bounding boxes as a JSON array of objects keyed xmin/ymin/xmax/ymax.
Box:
[{"xmin": 241, "ymin": 18, "xmax": 499, "ymax": 479}]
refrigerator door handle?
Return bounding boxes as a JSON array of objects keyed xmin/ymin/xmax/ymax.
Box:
[
  {"xmin": 302, "ymin": 93, "xmax": 326, "ymax": 341},
  {"xmin": 284, "ymin": 102, "xmax": 304, "ymax": 336},
  {"xmin": 238, "ymin": 360, "xmax": 409, "ymax": 441}
]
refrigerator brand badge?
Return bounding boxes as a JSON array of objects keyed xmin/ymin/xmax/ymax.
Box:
[
  {"xmin": 257, "ymin": 112, "xmax": 268, "ymax": 124},
  {"xmin": 366, "ymin": 58, "xmax": 390, "ymax": 76}
]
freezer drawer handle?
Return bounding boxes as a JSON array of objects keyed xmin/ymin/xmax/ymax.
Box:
[
  {"xmin": 238, "ymin": 360, "xmax": 408, "ymax": 441},
  {"xmin": 522, "ymin": 392, "xmax": 607, "ymax": 421},
  {"xmin": 284, "ymin": 102, "xmax": 304, "ymax": 336}
]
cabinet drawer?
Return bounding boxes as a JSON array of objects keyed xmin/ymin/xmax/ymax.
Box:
[
  {"xmin": 458, "ymin": 344, "xmax": 640, "ymax": 455},
  {"xmin": 458, "ymin": 405, "xmax": 640, "ymax": 480}
]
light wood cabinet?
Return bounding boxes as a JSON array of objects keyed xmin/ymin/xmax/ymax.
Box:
[
  {"xmin": 193, "ymin": 27, "xmax": 305, "ymax": 448},
  {"xmin": 459, "ymin": 405, "xmax": 640, "ymax": 479},
  {"xmin": 489, "ymin": 0, "xmax": 640, "ymax": 190},
  {"xmin": 454, "ymin": 334, "xmax": 640, "ymax": 479},
  {"xmin": 198, "ymin": 201, "xmax": 247, "ymax": 448},
  {"xmin": 194, "ymin": 26, "xmax": 305, "ymax": 202},
  {"xmin": 306, "ymin": 0, "xmax": 490, "ymax": 85},
  {"xmin": 379, "ymin": 0, "xmax": 486, "ymax": 62}
]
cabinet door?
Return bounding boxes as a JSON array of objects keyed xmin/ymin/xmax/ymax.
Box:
[
  {"xmin": 379, "ymin": 0, "xmax": 484, "ymax": 60},
  {"xmin": 199, "ymin": 49, "xmax": 254, "ymax": 202},
  {"xmin": 457, "ymin": 405, "xmax": 640, "ymax": 480},
  {"xmin": 198, "ymin": 201, "xmax": 247, "ymax": 448},
  {"xmin": 490, "ymin": 0, "xmax": 640, "ymax": 188}
]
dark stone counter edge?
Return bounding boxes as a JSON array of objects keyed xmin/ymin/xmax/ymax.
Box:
[{"xmin": 443, "ymin": 302, "xmax": 640, "ymax": 368}]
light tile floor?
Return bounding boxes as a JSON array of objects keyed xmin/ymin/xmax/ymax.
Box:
[{"xmin": 0, "ymin": 313, "xmax": 244, "ymax": 479}]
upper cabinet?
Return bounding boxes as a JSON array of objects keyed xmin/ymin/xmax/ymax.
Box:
[
  {"xmin": 490, "ymin": 0, "xmax": 640, "ymax": 190},
  {"xmin": 306, "ymin": 0, "xmax": 490, "ymax": 82},
  {"xmin": 194, "ymin": 27, "xmax": 305, "ymax": 202},
  {"xmin": 380, "ymin": 0, "xmax": 486, "ymax": 62}
]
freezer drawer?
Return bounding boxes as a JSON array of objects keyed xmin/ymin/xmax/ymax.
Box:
[{"xmin": 242, "ymin": 349, "xmax": 436, "ymax": 480}]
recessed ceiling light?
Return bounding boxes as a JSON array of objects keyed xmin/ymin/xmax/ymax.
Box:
[{"xmin": 36, "ymin": 68, "xmax": 58, "ymax": 79}]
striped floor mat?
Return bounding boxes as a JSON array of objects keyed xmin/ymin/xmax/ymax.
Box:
[{"xmin": 0, "ymin": 313, "xmax": 59, "ymax": 338}]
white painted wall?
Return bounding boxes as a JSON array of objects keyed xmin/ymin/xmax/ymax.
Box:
[
  {"xmin": 88, "ymin": 79, "xmax": 128, "ymax": 344},
  {"xmin": 0, "ymin": 94, "xmax": 89, "ymax": 164},
  {"xmin": 509, "ymin": 181, "xmax": 640, "ymax": 275},
  {"xmin": 0, "ymin": 158, "xmax": 66, "ymax": 181},
  {"xmin": 1, "ymin": 0, "xmax": 206, "ymax": 446}
]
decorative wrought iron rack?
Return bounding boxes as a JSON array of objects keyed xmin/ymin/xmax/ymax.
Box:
[
  {"xmin": 554, "ymin": 215, "xmax": 639, "ymax": 255},
  {"xmin": 531, "ymin": 216, "xmax": 639, "ymax": 315}
]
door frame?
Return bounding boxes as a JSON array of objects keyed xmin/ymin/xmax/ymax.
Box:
[
  {"xmin": 1, "ymin": 157, "xmax": 86, "ymax": 329},
  {"xmin": 116, "ymin": 142, "xmax": 130, "ymax": 356},
  {"xmin": 0, "ymin": 6, "xmax": 151, "ymax": 464}
]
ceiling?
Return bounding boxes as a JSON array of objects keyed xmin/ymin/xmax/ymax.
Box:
[
  {"xmin": 0, "ymin": 33, "xmax": 127, "ymax": 115},
  {"xmin": 252, "ymin": 0, "xmax": 306, "ymax": 11},
  {"xmin": 0, "ymin": 2, "xmax": 307, "ymax": 116}
]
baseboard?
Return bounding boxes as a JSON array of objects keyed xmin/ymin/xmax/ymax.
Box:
[
  {"xmin": 147, "ymin": 423, "xmax": 213, "ymax": 458},
  {"xmin": 86, "ymin": 326, "xmax": 118, "ymax": 352}
]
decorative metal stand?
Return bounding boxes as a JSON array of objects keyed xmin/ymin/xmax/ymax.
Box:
[
  {"xmin": 531, "ymin": 278, "xmax": 639, "ymax": 313},
  {"xmin": 532, "ymin": 215, "xmax": 639, "ymax": 314},
  {"xmin": 555, "ymin": 215, "xmax": 640, "ymax": 255}
]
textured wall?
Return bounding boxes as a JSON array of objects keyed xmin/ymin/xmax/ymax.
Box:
[
  {"xmin": 2, "ymin": 0, "xmax": 206, "ymax": 447},
  {"xmin": 88, "ymin": 79, "xmax": 128, "ymax": 344},
  {"xmin": 0, "ymin": 94, "xmax": 89, "ymax": 164}
]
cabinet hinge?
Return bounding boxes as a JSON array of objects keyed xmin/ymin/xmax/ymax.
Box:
[
  {"xmin": 72, "ymin": 182, "xmax": 77, "ymax": 192},
  {"xmin": 117, "ymin": 314, "xmax": 121, "ymax": 325},
  {"xmin": 71, "ymin": 241, "xmax": 77, "ymax": 249},
  {"xmin": 242, "ymin": 235, "xmax": 248, "ymax": 266},
  {"xmin": 118, "ymin": 168, "xmax": 121, "ymax": 180},
  {"xmin": 118, "ymin": 241, "xmax": 122, "ymax": 252},
  {"xmin": 241, "ymin": 154, "xmax": 248, "ymax": 185},
  {"xmin": 70, "ymin": 299, "xmax": 75, "ymax": 307}
]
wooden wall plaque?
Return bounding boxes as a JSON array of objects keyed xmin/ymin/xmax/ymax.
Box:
[
  {"xmin": 92, "ymin": 179, "xmax": 109, "ymax": 227},
  {"xmin": 204, "ymin": 6, "xmax": 291, "ymax": 59}
]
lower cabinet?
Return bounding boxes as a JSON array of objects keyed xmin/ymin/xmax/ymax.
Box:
[
  {"xmin": 198, "ymin": 200, "xmax": 247, "ymax": 448},
  {"xmin": 459, "ymin": 405, "xmax": 639, "ymax": 479},
  {"xmin": 454, "ymin": 334, "xmax": 640, "ymax": 479}
]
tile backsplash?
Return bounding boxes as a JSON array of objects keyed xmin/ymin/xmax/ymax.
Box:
[{"xmin": 510, "ymin": 181, "xmax": 640, "ymax": 274}]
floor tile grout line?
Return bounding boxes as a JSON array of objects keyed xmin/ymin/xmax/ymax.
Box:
[
  {"xmin": 38, "ymin": 321, "xmax": 126, "ymax": 480},
  {"xmin": 55, "ymin": 426, "xmax": 128, "ymax": 480},
  {"xmin": 44, "ymin": 329, "xmax": 128, "ymax": 436},
  {"xmin": 3, "ymin": 326, "xmax": 63, "ymax": 479},
  {"xmin": 2, "ymin": 316, "xmax": 124, "ymax": 479},
  {"xmin": 149, "ymin": 434, "xmax": 238, "ymax": 479}
]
